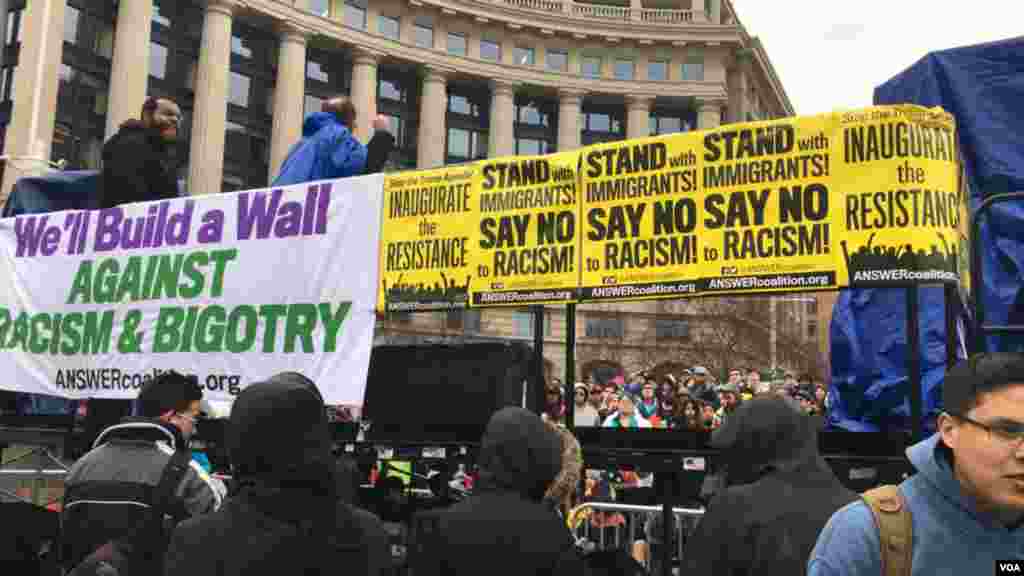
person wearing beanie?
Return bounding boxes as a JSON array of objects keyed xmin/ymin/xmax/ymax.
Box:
[
  {"xmin": 61, "ymin": 371, "xmax": 224, "ymax": 576},
  {"xmin": 637, "ymin": 380, "xmax": 659, "ymax": 420},
  {"xmin": 164, "ymin": 373, "xmax": 390, "ymax": 576},
  {"xmin": 573, "ymin": 383, "xmax": 600, "ymax": 428}
]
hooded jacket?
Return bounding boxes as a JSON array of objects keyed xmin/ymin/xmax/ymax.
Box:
[
  {"xmin": 411, "ymin": 407, "xmax": 584, "ymax": 576},
  {"xmin": 682, "ymin": 397, "xmax": 858, "ymax": 576},
  {"xmin": 61, "ymin": 418, "xmax": 224, "ymax": 574},
  {"xmin": 163, "ymin": 373, "xmax": 390, "ymax": 576},
  {"xmin": 100, "ymin": 120, "xmax": 180, "ymax": 209},
  {"xmin": 808, "ymin": 433, "xmax": 1024, "ymax": 575},
  {"xmin": 271, "ymin": 112, "xmax": 393, "ymax": 186}
]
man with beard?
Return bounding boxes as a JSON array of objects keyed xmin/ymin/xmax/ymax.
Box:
[
  {"xmin": 100, "ymin": 97, "xmax": 183, "ymax": 208},
  {"xmin": 682, "ymin": 396, "xmax": 857, "ymax": 576}
]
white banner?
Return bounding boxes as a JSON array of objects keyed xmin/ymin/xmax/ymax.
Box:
[{"xmin": 0, "ymin": 175, "xmax": 384, "ymax": 407}]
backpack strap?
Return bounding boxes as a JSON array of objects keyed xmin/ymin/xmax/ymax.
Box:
[{"xmin": 861, "ymin": 485, "xmax": 913, "ymax": 576}]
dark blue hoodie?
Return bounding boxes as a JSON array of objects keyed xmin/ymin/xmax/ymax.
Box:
[
  {"xmin": 271, "ymin": 112, "xmax": 367, "ymax": 186},
  {"xmin": 808, "ymin": 433, "xmax": 1024, "ymax": 575}
]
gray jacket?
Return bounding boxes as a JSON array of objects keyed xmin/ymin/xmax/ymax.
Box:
[{"xmin": 61, "ymin": 418, "xmax": 225, "ymax": 571}]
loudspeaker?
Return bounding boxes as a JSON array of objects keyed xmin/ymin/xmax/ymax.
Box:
[{"xmin": 362, "ymin": 343, "xmax": 537, "ymax": 443}]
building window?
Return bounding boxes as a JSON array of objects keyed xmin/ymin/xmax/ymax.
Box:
[
  {"xmin": 515, "ymin": 138, "xmax": 549, "ymax": 156},
  {"xmin": 344, "ymin": 0, "xmax": 367, "ymax": 29},
  {"xmin": 514, "ymin": 46, "xmax": 535, "ymax": 66},
  {"xmin": 546, "ymin": 49, "xmax": 568, "ymax": 72},
  {"xmin": 63, "ymin": 6, "xmax": 80, "ymax": 44},
  {"xmin": 682, "ymin": 48, "xmax": 704, "ymax": 81},
  {"xmin": 480, "ymin": 39, "xmax": 501, "ymax": 61},
  {"xmin": 149, "ymin": 43, "xmax": 169, "ymax": 80},
  {"xmin": 648, "ymin": 59, "xmax": 668, "ymax": 81},
  {"xmin": 516, "ymin": 103, "xmax": 549, "ymax": 127},
  {"xmin": 585, "ymin": 317, "xmax": 624, "ymax": 339},
  {"xmin": 448, "ymin": 94, "xmax": 482, "ymax": 118},
  {"xmin": 152, "ymin": 1, "xmax": 173, "ymax": 26},
  {"xmin": 231, "ymin": 36, "xmax": 253, "ymax": 59},
  {"xmin": 446, "ymin": 128, "xmax": 485, "ymax": 162},
  {"xmin": 513, "ymin": 310, "xmax": 551, "ymax": 338},
  {"xmin": 378, "ymin": 15, "xmax": 399, "ymax": 39},
  {"xmin": 581, "ymin": 106, "xmax": 625, "ymax": 146},
  {"xmin": 229, "ymin": 72, "xmax": 251, "ymax": 108},
  {"xmin": 379, "ymin": 78, "xmax": 406, "ymax": 102},
  {"xmin": 614, "ymin": 58, "xmax": 634, "ymax": 80},
  {"xmin": 807, "ymin": 321, "xmax": 818, "ymax": 340},
  {"xmin": 654, "ymin": 319, "xmax": 689, "ymax": 339},
  {"xmin": 414, "ymin": 18, "xmax": 433, "ymax": 48},
  {"xmin": 307, "ymin": 61, "xmax": 329, "ymax": 83},
  {"xmin": 63, "ymin": 4, "xmax": 108, "ymax": 56},
  {"xmin": 308, "ymin": 0, "xmax": 331, "ymax": 16},
  {"xmin": 447, "ymin": 32, "xmax": 467, "ymax": 56},
  {"xmin": 807, "ymin": 300, "xmax": 818, "ymax": 314},
  {"xmin": 649, "ymin": 114, "xmax": 688, "ymax": 135},
  {"xmin": 581, "ymin": 56, "xmax": 601, "ymax": 78},
  {"xmin": 304, "ymin": 95, "xmax": 323, "ymax": 115}
]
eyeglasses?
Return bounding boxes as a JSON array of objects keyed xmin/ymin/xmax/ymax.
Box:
[{"xmin": 948, "ymin": 412, "xmax": 1024, "ymax": 449}]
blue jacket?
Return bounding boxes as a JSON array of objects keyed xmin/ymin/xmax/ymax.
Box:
[
  {"xmin": 808, "ymin": 433, "xmax": 1024, "ymax": 575},
  {"xmin": 271, "ymin": 112, "xmax": 367, "ymax": 186}
]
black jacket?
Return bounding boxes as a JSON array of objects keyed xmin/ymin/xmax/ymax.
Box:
[
  {"xmin": 364, "ymin": 131, "xmax": 396, "ymax": 175},
  {"xmin": 682, "ymin": 397, "xmax": 857, "ymax": 576},
  {"xmin": 100, "ymin": 120, "xmax": 179, "ymax": 209},
  {"xmin": 410, "ymin": 407, "xmax": 585, "ymax": 576},
  {"xmin": 61, "ymin": 419, "xmax": 224, "ymax": 574},
  {"xmin": 163, "ymin": 373, "xmax": 389, "ymax": 576}
]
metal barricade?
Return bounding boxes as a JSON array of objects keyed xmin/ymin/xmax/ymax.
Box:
[{"xmin": 568, "ymin": 501, "xmax": 704, "ymax": 572}]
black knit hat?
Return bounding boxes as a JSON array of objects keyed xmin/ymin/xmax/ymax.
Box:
[
  {"xmin": 943, "ymin": 353, "xmax": 1024, "ymax": 416},
  {"xmin": 137, "ymin": 371, "xmax": 203, "ymax": 417}
]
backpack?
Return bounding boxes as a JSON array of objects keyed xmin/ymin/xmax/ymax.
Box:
[
  {"xmin": 861, "ymin": 485, "xmax": 913, "ymax": 576},
  {"xmin": 63, "ymin": 449, "xmax": 192, "ymax": 575}
]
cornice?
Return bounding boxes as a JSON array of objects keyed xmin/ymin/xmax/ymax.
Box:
[{"xmin": 249, "ymin": 0, "xmax": 730, "ymax": 100}]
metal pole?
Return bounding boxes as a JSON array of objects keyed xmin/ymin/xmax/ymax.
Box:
[
  {"xmin": 769, "ymin": 296, "xmax": 778, "ymax": 373},
  {"xmin": 533, "ymin": 305, "xmax": 546, "ymax": 416},
  {"xmin": 565, "ymin": 303, "xmax": 576, "ymax": 430},
  {"xmin": 906, "ymin": 287, "xmax": 923, "ymax": 442},
  {"xmin": 945, "ymin": 284, "xmax": 958, "ymax": 369}
]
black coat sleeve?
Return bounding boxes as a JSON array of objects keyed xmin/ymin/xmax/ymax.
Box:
[
  {"xmin": 681, "ymin": 490, "xmax": 751, "ymax": 576},
  {"xmin": 100, "ymin": 135, "xmax": 152, "ymax": 209},
  {"xmin": 363, "ymin": 131, "xmax": 396, "ymax": 175}
]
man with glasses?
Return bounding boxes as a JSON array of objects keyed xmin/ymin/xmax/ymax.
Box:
[
  {"xmin": 61, "ymin": 371, "xmax": 224, "ymax": 574},
  {"xmin": 808, "ymin": 353, "xmax": 1024, "ymax": 575}
]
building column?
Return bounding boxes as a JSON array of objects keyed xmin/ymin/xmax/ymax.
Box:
[
  {"xmin": 557, "ymin": 89, "xmax": 584, "ymax": 152},
  {"xmin": 417, "ymin": 68, "xmax": 448, "ymax": 169},
  {"xmin": 626, "ymin": 95, "xmax": 653, "ymax": 140},
  {"xmin": 268, "ymin": 23, "xmax": 309, "ymax": 182},
  {"xmin": 0, "ymin": 0, "xmax": 66, "ymax": 206},
  {"xmin": 488, "ymin": 80, "xmax": 516, "ymax": 158},
  {"xmin": 697, "ymin": 98, "xmax": 725, "ymax": 130},
  {"xmin": 106, "ymin": 0, "xmax": 154, "ymax": 140},
  {"xmin": 188, "ymin": 0, "xmax": 235, "ymax": 196},
  {"xmin": 350, "ymin": 48, "xmax": 379, "ymax": 143},
  {"xmin": 709, "ymin": 0, "xmax": 722, "ymax": 24}
]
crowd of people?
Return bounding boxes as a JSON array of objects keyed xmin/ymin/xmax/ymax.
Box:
[
  {"xmin": 46, "ymin": 353, "xmax": 1024, "ymax": 576},
  {"xmin": 547, "ymin": 366, "xmax": 829, "ymax": 431}
]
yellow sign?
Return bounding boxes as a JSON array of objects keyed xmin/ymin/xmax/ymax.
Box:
[
  {"xmin": 377, "ymin": 165, "xmax": 477, "ymax": 313},
  {"xmin": 834, "ymin": 106, "xmax": 962, "ymax": 287},
  {"xmin": 470, "ymin": 152, "xmax": 580, "ymax": 306},
  {"xmin": 578, "ymin": 133, "xmax": 703, "ymax": 300},
  {"xmin": 375, "ymin": 105, "xmax": 964, "ymax": 309}
]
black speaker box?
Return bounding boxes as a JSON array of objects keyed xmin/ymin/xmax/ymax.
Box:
[{"xmin": 362, "ymin": 342, "xmax": 538, "ymax": 443}]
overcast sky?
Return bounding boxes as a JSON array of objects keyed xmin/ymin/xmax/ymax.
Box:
[{"xmin": 732, "ymin": 1, "xmax": 1024, "ymax": 115}]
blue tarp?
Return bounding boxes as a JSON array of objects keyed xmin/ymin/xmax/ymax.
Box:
[{"xmin": 829, "ymin": 37, "xmax": 1024, "ymax": 431}]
